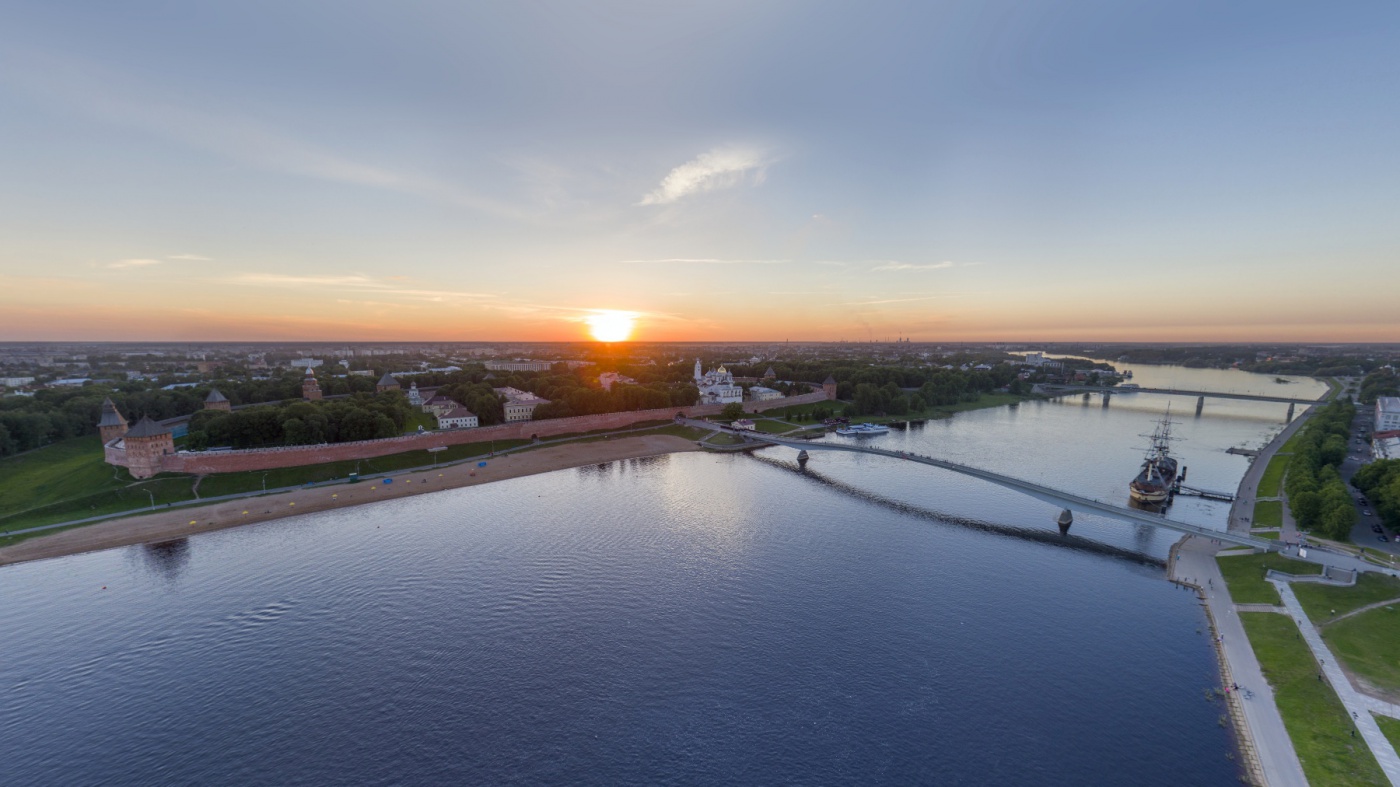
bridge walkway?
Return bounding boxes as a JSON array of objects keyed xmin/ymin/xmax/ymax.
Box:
[{"xmin": 699, "ymin": 421, "xmax": 1277, "ymax": 551}]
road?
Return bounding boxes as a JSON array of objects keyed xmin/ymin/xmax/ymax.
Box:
[{"xmin": 1341, "ymin": 400, "xmax": 1399, "ymax": 555}]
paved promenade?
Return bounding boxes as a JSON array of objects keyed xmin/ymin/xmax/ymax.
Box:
[
  {"xmin": 1273, "ymin": 580, "xmax": 1400, "ymax": 785},
  {"xmin": 1173, "ymin": 537, "xmax": 1308, "ymax": 787}
]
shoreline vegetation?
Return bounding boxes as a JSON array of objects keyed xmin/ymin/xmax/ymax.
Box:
[{"xmin": 0, "ymin": 392, "xmax": 1033, "ymax": 567}]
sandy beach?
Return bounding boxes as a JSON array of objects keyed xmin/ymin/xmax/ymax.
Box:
[{"xmin": 0, "ymin": 434, "xmax": 702, "ymax": 568}]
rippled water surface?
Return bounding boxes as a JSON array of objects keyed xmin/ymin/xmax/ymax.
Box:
[{"xmin": 2, "ymin": 375, "xmax": 1317, "ymax": 785}]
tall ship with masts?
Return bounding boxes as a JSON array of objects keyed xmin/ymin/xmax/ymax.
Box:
[{"xmin": 1129, "ymin": 408, "xmax": 1179, "ymax": 504}]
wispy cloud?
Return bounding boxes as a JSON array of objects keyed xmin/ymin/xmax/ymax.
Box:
[
  {"xmin": 226, "ymin": 273, "xmax": 496, "ymax": 302},
  {"xmin": 841, "ymin": 295, "xmax": 958, "ymax": 305},
  {"xmin": 108, "ymin": 258, "xmax": 163, "ymax": 269},
  {"xmin": 0, "ymin": 47, "xmax": 523, "ymax": 219},
  {"xmin": 638, "ymin": 146, "xmax": 771, "ymax": 206},
  {"xmin": 620, "ymin": 257, "xmax": 787, "ymax": 265},
  {"xmin": 167, "ymin": 253, "xmax": 212, "ymax": 261},
  {"xmin": 871, "ymin": 261, "xmax": 956, "ymax": 272}
]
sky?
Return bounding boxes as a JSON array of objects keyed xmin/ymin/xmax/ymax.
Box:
[{"xmin": 1, "ymin": 0, "xmax": 1398, "ymax": 343}]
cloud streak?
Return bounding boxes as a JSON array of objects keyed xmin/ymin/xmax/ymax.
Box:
[
  {"xmin": 108, "ymin": 258, "xmax": 163, "ymax": 269},
  {"xmin": 870, "ymin": 261, "xmax": 956, "ymax": 271},
  {"xmin": 0, "ymin": 47, "xmax": 524, "ymax": 219},
  {"xmin": 226, "ymin": 272, "xmax": 496, "ymax": 302},
  {"xmin": 638, "ymin": 146, "xmax": 771, "ymax": 206}
]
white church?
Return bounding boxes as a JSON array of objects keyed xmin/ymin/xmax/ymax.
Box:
[{"xmin": 694, "ymin": 359, "xmax": 743, "ymax": 405}]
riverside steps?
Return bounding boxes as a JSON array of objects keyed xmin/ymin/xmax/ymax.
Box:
[{"xmin": 696, "ymin": 421, "xmax": 1279, "ymax": 550}]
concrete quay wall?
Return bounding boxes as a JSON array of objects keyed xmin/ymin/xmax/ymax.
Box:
[{"xmin": 112, "ymin": 390, "xmax": 832, "ymax": 477}]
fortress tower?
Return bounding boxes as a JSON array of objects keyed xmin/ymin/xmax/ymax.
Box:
[
  {"xmin": 121, "ymin": 417, "xmax": 174, "ymax": 479},
  {"xmin": 823, "ymin": 375, "xmax": 838, "ymax": 400},
  {"xmin": 302, "ymin": 367, "xmax": 323, "ymax": 401},
  {"xmin": 376, "ymin": 373, "xmax": 401, "ymax": 393},
  {"xmin": 97, "ymin": 397, "xmax": 128, "ymax": 443},
  {"xmin": 203, "ymin": 388, "xmax": 231, "ymax": 412}
]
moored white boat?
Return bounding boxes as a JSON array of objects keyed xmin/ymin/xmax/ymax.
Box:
[{"xmin": 835, "ymin": 422, "xmax": 890, "ymax": 436}]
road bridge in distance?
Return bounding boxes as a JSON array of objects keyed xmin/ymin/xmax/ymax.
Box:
[
  {"xmin": 1036, "ymin": 384, "xmax": 1324, "ymax": 418},
  {"xmin": 695, "ymin": 420, "xmax": 1278, "ymax": 551}
]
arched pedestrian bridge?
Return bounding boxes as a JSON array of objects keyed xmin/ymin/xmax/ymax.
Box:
[{"xmin": 696, "ymin": 420, "xmax": 1277, "ymax": 551}]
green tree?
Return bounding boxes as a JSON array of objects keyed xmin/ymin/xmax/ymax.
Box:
[{"xmin": 720, "ymin": 403, "xmax": 745, "ymax": 421}]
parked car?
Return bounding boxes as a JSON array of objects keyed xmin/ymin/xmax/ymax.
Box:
[
  {"xmin": 1363, "ymin": 509, "xmax": 1373, "ymax": 516},
  {"xmin": 1374, "ymin": 525, "xmax": 1385, "ymax": 533},
  {"xmin": 1380, "ymin": 535, "xmax": 1390, "ymax": 543}
]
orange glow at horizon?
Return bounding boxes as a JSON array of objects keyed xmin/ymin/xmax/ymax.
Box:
[{"xmin": 585, "ymin": 310, "xmax": 637, "ymax": 342}]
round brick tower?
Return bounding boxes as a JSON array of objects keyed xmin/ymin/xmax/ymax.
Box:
[
  {"xmin": 302, "ymin": 367, "xmax": 323, "ymax": 401},
  {"xmin": 822, "ymin": 375, "xmax": 838, "ymax": 400}
]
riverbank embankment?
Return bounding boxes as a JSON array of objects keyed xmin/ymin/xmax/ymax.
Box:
[{"xmin": 0, "ymin": 434, "xmax": 700, "ymax": 568}]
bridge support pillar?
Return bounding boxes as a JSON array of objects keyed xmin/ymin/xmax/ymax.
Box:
[
  {"xmin": 1102, "ymin": 391, "xmax": 1111, "ymax": 408},
  {"xmin": 1057, "ymin": 509, "xmax": 1073, "ymax": 535},
  {"xmin": 1195, "ymin": 396, "xmax": 1205, "ymax": 416},
  {"xmin": 797, "ymin": 449, "xmax": 809, "ymax": 468},
  {"xmin": 1286, "ymin": 403, "xmax": 1295, "ymax": 422}
]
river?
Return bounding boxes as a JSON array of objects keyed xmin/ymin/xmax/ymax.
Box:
[{"xmin": 0, "ymin": 367, "xmax": 1325, "ymax": 785}]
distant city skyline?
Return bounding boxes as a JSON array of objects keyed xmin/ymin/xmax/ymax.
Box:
[{"xmin": 3, "ymin": 1, "xmax": 1398, "ymax": 342}]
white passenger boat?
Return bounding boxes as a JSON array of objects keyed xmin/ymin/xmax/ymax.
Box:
[{"xmin": 835, "ymin": 422, "xmax": 890, "ymax": 436}]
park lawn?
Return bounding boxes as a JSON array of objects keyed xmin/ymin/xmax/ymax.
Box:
[
  {"xmin": 403, "ymin": 410, "xmax": 437, "ymax": 433},
  {"xmin": 1293, "ymin": 573, "xmax": 1400, "ymax": 624},
  {"xmin": 1253, "ymin": 531, "xmax": 1281, "ymax": 540},
  {"xmin": 1254, "ymin": 500, "xmax": 1283, "ymax": 528},
  {"xmin": 751, "ymin": 419, "xmax": 799, "ymax": 435},
  {"xmin": 1258, "ymin": 455, "xmax": 1290, "ymax": 498},
  {"xmin": 1216, "ymin": 552, "xmax": 1322, "ymax": 605},
  {"xmin": 1377, "ymin": 715, "xmax": 1400, "ymax": 752},
  {"xmin": 1281, "ymin": 430, "xmax": 1306, "ymax": 454},
  {"xmin": 1322, "ymin": 605, "xmax": 1400, "ymax": 696},
  {"xmin": 1239, "ymin": 612, "xmax": 1387, "ymax": 787}
]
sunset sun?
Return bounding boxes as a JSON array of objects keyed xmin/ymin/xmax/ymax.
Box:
[{"xmin": 585, "ymin": 310, "xmax": 637, "ymax": 342}]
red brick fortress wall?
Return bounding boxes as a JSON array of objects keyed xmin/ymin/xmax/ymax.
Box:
[{"xmin": 107, "ymin": 390, "xmax": 832, "ymax": 477}]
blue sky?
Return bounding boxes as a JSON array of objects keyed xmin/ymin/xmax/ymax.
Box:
[{"xmin": 2, "ymin": 0, "xmax": 1397, "ymax": 341}]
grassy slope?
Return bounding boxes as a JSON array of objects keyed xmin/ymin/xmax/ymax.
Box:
[
  {"xmin": 1323, "ymin": 605, "xmax": 1400, "ymax": 695},
  {"xmin": 0, "ymin": 437, "xmax": 198, "ymax": 532},
  {"xmin": 1259, "ymin": 455, "xmax": 1290, "ymax": 498},
  {"xmin": 1254, "ymin": 500, "xmax": 1283, "ymax": 528},
  {"xmin": 1216, "ymin": 552, "xmax": 1322, "ymax": 605},
  {"xmin": 1294, "ymin": 573, "xmax": 1400, "ymax": 622},
  {"xmin": 1377, "ymin": 716, "xmax": 1400, "ymax": 752},
  {"xmin": 1239, "ymin": 612, "xmax": 1387, "ymax": 787}
]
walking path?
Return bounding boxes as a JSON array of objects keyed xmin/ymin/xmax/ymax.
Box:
[
  {"xmin": 1322, "ymin": 596, "xmax": 1400, "ymax": 627},
  {"xmin": 1173, "ymin": 537, "xmax": 1308, "ymax": 787},
  {"xmin": 1272, "ymin": 580, "xmax": 1400, "ymax": 784},
  {"xmin": 1358, "ymin": 694, "xmax": 1400, "ymax": 719}
]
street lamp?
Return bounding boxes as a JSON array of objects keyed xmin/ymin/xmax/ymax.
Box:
[
  {"xmin": 262, "ymin": 472, "xmax": 269, "ymax": 493},
  {"xmin": 146, "ymin": 489, "xmax": 155, "ymax": 511}
]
